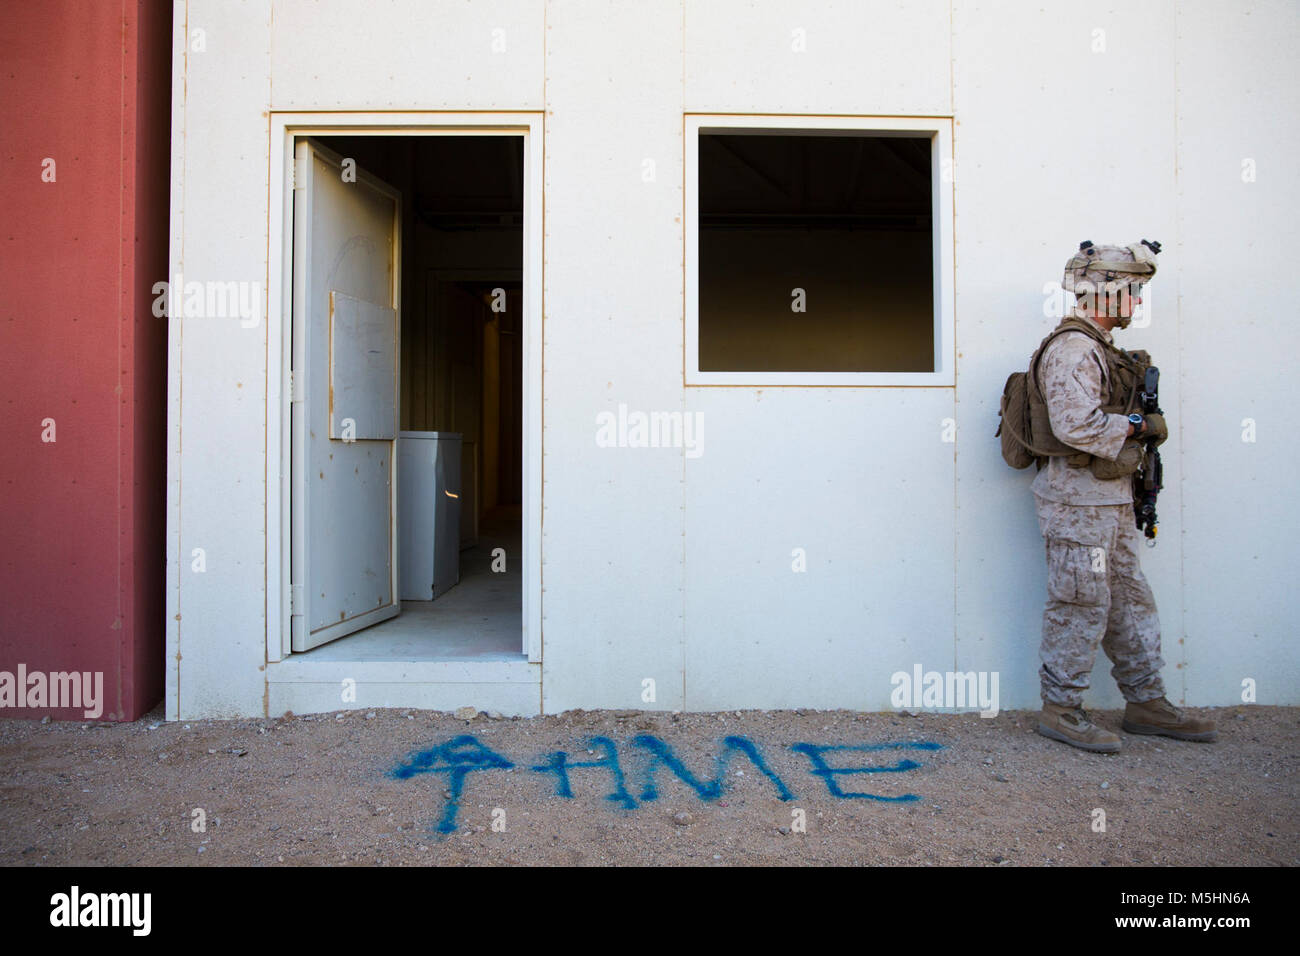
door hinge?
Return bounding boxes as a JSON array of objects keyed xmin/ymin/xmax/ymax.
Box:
[
  {"xmin": 289, "ymin": 370, "xmax": 303, "ymax": 403},
  {"xmin": 290, "ymin": 584, "xmax": 304, "ymax": 616},
  {"xmin": 291, "ymin": 157, "xmax": 306, "ymax": 191}
]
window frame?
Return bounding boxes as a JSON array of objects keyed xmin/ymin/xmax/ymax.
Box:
[{"xmin": 684, "ymin": 113, "xmax": 954, "ymax": 387}]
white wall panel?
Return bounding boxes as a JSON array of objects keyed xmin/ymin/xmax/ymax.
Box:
[
  {"xmin": 172, "ymin": 0, "xmax": 274, "ymax": 717},
  {"xmin": 685, "ymin": 0, "xmax": 951, "ymax": 115},
  {"xmin": 270, "ymin": 0, "xmax": 544, "ymax": 109},
  {"xmin": 165, "ymin": 0, "xmax": 188, "ymax": 719},
  {"xmin": 1175, "ymin": 0, "xmax": 1300, "ymax": 707},
  {"xmin": 952, "ymin": 0, "xmax": 1183, "ymax": 711},
  {"xmin": 684, "ymin": 388, "xmax": 956, "ymax": 710},
  {"xmin": 539, "ymin": 0, "xmax": 687, "ymax": 712},
  {"xmin": 167, "ymin": 0, "xmax": 1300, "ymax": 716}
]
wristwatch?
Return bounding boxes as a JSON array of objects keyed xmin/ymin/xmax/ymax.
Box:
[{"xmin": 1128, "ymin": 413, "xmax": 1145, "ymax": 436}]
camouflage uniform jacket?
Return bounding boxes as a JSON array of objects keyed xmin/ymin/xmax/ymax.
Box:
[{"xmin": 1030, "ymin": 311, "xmax": 1133, "ymax": 505}]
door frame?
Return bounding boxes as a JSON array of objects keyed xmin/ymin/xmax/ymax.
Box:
[{"xmin": 267, "ymin": 112, "xmax": 544, "ymax": 665}]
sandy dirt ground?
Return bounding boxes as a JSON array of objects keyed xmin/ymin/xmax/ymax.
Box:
[{"xmin": 0, "ymin": 705, "xmax": 1294, "ymax": 866}]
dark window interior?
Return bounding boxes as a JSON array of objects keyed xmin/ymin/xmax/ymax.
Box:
[{"xmin": 698, "ymin": 131, "xmax": 934, "ymax": 373}]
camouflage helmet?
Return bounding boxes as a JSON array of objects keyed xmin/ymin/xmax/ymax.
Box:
[{"xmin": 1063, "ymin": 239, "xmax": 1161, "ymax": 303}]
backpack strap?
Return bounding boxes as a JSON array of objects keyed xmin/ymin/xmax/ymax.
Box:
[
  {"xmin": 1024, "ymin": 318, "xmax": 1125, "ymax": 467},
  {"xmin": 1029, "ymin": 317, "xmax": 1114, "ymax": 401}
]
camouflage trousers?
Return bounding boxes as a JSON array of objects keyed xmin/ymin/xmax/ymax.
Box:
[{"xmin": 1034, "ymin": 494, "xmax": 1166, "ymax": 707}]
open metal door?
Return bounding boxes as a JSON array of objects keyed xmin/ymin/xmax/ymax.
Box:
[{"xmin": 290, "ymin": 138, "xmax": 401, "ymax": 651}]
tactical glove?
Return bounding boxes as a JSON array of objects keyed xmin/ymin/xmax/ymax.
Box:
[
  {"xmin": 1091, "ymin": 440, "xmax": 1144, "ymax": 480},
  {"xmin": 1140, "ymin": 412, "xmax": 1168, "ymax": 446}
]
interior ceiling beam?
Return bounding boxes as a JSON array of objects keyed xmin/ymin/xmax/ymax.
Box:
[
  {"xmin": 413, "ymin": 204, "xmax": 523, "ymax": 231},
  {"xmin": 872, "ymin": 137, "xmax": 930, "ymax": 192},
  {"xmin": 700, "ymin": 214, "xmax": 930, "ymax": 228},
  {"xmin": 703, "ymin": 136, "xmax": 793, "ymax": 200}
]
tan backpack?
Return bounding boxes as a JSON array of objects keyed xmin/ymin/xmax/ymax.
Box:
[
  {"xmin": 997, "ymin": 318, "xmax": 1147, "ymax": 472},
  {"xmin": 996, "ymin": 370, "xmax": 1043, "ymax": 470}
]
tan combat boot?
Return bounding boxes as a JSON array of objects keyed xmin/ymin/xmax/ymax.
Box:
[
  {"xmin": 1122, "ymin": 697, "xmax": 1218, "ymax": 742},
  {"xmin": 1037, "ymin": 702, "xmax": 1121, "ymax": 753}
]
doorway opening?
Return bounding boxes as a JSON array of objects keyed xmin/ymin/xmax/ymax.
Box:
[{"xmin": 286, "ymin": 131, "xmax": 527, "ymax": 662}]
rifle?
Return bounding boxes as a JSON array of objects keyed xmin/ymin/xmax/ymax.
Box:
[{"xmin": 1134, "ymin": 366, "xmax": 1163, "ymax": 544}]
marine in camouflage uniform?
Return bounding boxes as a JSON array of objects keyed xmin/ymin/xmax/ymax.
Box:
[
  {"xmin": 1033, "ymin": 313, "xmax": 1165, "ymax": 705},
  {"xmin": 1032, "ymin": 241, "xmax": 1216, "ymax": 753}
]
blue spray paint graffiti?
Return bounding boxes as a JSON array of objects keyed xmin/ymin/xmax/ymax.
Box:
[
  {"xmin": 530, "ymin": 736, "xmax": 637, "ymax": 809},
  {"xmin": 790, "ymin": 742, "xmax": 943, "ymax": 801},
  {"xmin": 630, "ymin": 734, "xmax": 795, "ymax": 802},
  {"xmin": 390, "ymin": 734, "xmax": 515, "ymax": 833},
  {"xmin": 392, "ymin": 733, "xmax": 943, "ymax": 833}
]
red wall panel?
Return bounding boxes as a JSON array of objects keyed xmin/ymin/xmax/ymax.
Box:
[{"xmin": 0, "ymin": 1, "xmax": 172, "ymax": 720}]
